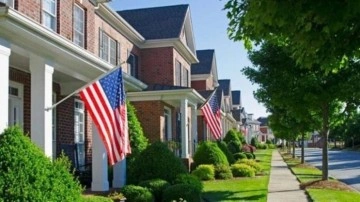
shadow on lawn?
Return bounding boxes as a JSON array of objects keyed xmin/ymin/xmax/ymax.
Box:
[{"xmin": 202, "ymin": 190, "xmax": 266, "ymax": 201}]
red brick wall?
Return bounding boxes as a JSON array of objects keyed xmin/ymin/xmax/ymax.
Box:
[
  {"xmin": 57, "ymin": 0, "xmax": 73, "ymax": 40},
  {"xmin": 191, "ymin": 80, "xmax": 207, "ymax": 91},
  {"xmin": 57, "ymin": 96, "xmax": 75, "ymax": 146},
  {"xmin": 9, "ymin": 68, "xmax": 31, "ymax": 135},
  {"xmin": 17, "ymin": 0, "xmax": 41, "ymax": 23},
  {"xmin": 131, "ymin": 101, "xmax": 163, "ymax": 143},
  {"xmin": 140, "ymin": 47, "xmax": 174, "ymax": 85}
]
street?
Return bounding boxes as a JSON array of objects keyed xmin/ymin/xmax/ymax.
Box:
[{"xmin": 296, "ymin": 148, "xmax": 360, "ymax": 191}]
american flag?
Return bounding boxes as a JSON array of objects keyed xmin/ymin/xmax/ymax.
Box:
[
  {"xmin": 80, "ymin": 68, "xmax": 130, "ymax": 165},
  {"xmin": 201, "ymin": 89, "xmax": 222, "ymax": 139}
]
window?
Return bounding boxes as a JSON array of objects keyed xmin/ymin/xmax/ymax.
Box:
[
  {"xmin": 42, "ymin": 0, "xmax": 57, "ymax": 31},
  {"xmin": 0, "ymin": 0, "xmax": 14, "ymax": 7},
  {"xmin": 127, "ymin": 52, "xmax": 138, "ymax": 78},
  {"xmin": 164, "ymin": 108, "xmax": 172, "ymax": 141},
  {"xmin": 73, "ymin": 5, "xmax": 85, "ymax": 47},
  {"xmin": 99, "ymin": 30, "xmax": 118, "ymax": 66},
  {"xmin": 175, "ymin": 60, "xmax": 181, "ymax": 86},
  {"xmin": 175, "ymin": 60, "xmax": 189, "ymax": 87},
  {"xmin": 74, "ymin": 100, "xmax": 85, "ymax": 168},
  {"xmin": 8, "ymin": 82, "xmax": 23, "ymax": 129}
]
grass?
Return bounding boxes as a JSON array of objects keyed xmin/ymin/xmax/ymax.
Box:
[
  {"xmin": 281, "ymin": 152, "xmax": 360, "ymax": 202},
  {"xmin": 202, "ymin": 149, "xmax": 273, "ymax": 202}
]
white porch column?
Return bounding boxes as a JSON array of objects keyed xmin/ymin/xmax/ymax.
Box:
[
  {"xmin": 112, "ymin": 158, "xmax": 126, "ymax": 188},
  {"xmin": 91, "ymin": 123, "xmax": 109, "ymax": 191},
  {"xmin": 191, "ymin": 104, "xmax": 197, "ymax": 156},
  {"xmin": 181, "ymin": 99, "xmax": 189, "ymax": 158},
  {"xmin": 29, "ymin": 55, "xmax": 53, "ymax": 157},
  {"xmin": 0, "ymin": 38, "xmax": 10, "ymax": 133}
]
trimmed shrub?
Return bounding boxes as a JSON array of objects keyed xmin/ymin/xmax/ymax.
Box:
[
  {"xmin": 227, "ymin": 141, "xmax": 241, "ymax": 154},
  {"xmin": 173, "ymin": 174, "xmax": 203, "ymax": 192},
  {"xmin": 191, "ymin": 164, "xmax": 215, "ymax": 181},
  {"xmin": 258, "ymin": 143, "xmax": 268, "ymax": 150},
  {"xmin": 267, "ymin": 144, "xmax": 276, "ymax": 149},
  {"xmin": 233, "ymin": 152, "xmax": 247, "ymax": 161},
  {"xmin": 223, "ymin": 129, "xmax": 241, "ymax": 145},
  {"xmin": 138, "ymin": 179, "xmax": 170, "ymax": 202},
  {"xmin": 231, "ymin": 164, "xmax": 255, "ymax": 177},
  {"xmin": 236, "ymin": 159, "xmax": 262, "ymax": 173},
  {"xmin": 0, "ymin": 127, "xmax": 83, "ymax": 201},
  {"xmin": 193, "ymin": 141, "xmax": 229, "ymax": 167},
  {"xmin": 244, "ymin": 152, "xmax": 254, "ymax": 159},
  {"xmin": 214, "ymin": 164, "xmax": 233, "ymax": 180},
  {"xmin": 129, "ymin": 142, "xmax": 187, "ymax": 184},
  {"xmin": 252, "ymin": 153, "xmax": 256, "ymax": 159},
  {"xmin": 162, "ymin": 184, "xmax": 202, "ymax": 202},
  {"xmin": 217, "ymin": 141, "xmax": 235, "ymax": 164},
  {"xmin": 121, "ymin": 185, "xmax": 153, "ymax": 202},
  {"xmin": 251, "ymin": 137, "xmax": 260, "ymax": 148},
  {"xmin": 266, "ymin": 139, "xmax": 273, "ymax": 144},
  {"xmin": 126, "ymin": 102, "xmax": 149, "ymax": 184}
]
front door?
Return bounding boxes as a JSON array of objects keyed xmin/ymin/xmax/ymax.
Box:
[{"xmin": 8, "ymin": 82, "xmax": 23, "ymax": 128}]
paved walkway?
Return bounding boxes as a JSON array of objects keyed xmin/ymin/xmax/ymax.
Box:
[{"xmin": 267, "ymin": 150, "xmax": 310, "ymax": 202}]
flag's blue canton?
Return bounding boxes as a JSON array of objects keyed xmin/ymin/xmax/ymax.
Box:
[
  {"xmin": 209, "ymin": 92, "xmax": 219, "ymax": 113},
  {"xmin": 99, "ymin": 69, "xmax": 125, "ymax": 109}
]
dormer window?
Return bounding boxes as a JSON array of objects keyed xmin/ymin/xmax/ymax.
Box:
[
  {"xmin": 0, "ymin": 0, "xmax": 14, "ymax": 7},
  {"xmin": 42, "ymin": 0, "xmax": 57, "ymax": 31}
]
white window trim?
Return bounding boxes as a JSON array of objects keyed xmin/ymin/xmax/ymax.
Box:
[
  {"xmin": 42, "ymin": 0, "xmax": 57, "ymax": 32},
  {"xmin": 164, "ymin": 107, "xmax": 172, "ymax": 141},
  {"xmin": 8, "ymin": 81, "xmax": 24, "ymax": 128},
  {"xmin": 74, "ymin": 99, "xmax": 85, "ymax": 167},
  {"xmin": 73, "ymin": 4, "xmax": 85, "ymax": 47},
  {"xmin": 100, "ymin": 30, "xmax": 117, "ymax": 66}
]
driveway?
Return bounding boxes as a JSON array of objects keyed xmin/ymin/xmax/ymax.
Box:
[{"xmin": 295, "ymin": 148, "xmax": 360, "ymax": 191}]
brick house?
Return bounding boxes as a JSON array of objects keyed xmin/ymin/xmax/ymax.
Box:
[
  {"xmin": 218, "ymin": 79, "xmax": 237, "ymax": 135},
  {"xmin": 231, "ymin": 90, "xmax": 243, "ymax": 132},
  {"xmin": 116, "ymin": 5, "xmax": 205, "ymax": 169},
  {"xmin": 190, "ymin": 49, "xmax": 224, "ymax": 141},
  {"xmin": 0, "ymin": 0, "xmax": 156, "ymax": 191}
]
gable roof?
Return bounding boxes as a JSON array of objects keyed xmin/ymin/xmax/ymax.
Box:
[
  {"xmin": 117, "ymin": 5, "xmax": 188, "ymax": 40},
  {"xmin": 191, "ymin": 50, "xmax": 214, "ymax": 75},
  {"xmin": 218, "ymin": 79, "xmax": 231, "ymax": 96},
  {"xmin": 231, "ymin": 91, "xmax": 241, "ymax": 105},
  {"xmin": 257, "ymin": 117, "xmax": 268, "ymax": 126}
]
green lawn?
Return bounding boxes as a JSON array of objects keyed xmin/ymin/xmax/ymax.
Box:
[
  {"xmin": 202, "ymin": 149, "xmax": 273, "ymax": 202},
  {"xmin": 281, "ymin": 152, "xmax": 360, "ymax": 202}
]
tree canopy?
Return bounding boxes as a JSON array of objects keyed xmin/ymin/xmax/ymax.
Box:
[{"xmin": 225, "ymin": 0, "xmax": 360, "ymax": 70}]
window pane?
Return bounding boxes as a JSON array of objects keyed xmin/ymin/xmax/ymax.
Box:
[
  {"xmin": 43, "ymin": 0, "xmax": 56, "ymax": 15},
  {"xmin": 175, "ymin": 61, "xmax": 181, "ymax": 86},
  {"xmin": 110, "ymin": 39, "xmax": 116, "ymax": 65},
  {"xmin": 74, "ymin": 5, "xmax": 84, "ymax": 47},
  {"xmin": 101, "ymin": 34, "xmax": 109, "ymax": 61}
]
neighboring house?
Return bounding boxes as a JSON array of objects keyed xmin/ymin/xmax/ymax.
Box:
[
  {"xmin": 257, "ymin": 116, "xmax": 273, "ymax": 142},
  {"xmin": 218, "ymin": 79, "xmax": 237, "ymax": 136},
  {"xmin": 118, "ymin": 5, "xmax": 204, "ymax": 169},
  {"xmin": 231, "ymin": 90, "xmax": 242, "ymax": 131},
  {"xmin": 190, "ymin": 49, "xmax": 220, "ymax": 142},
  {"xmin": 0, "ymin": 0, "xmax": 152, "ymax": 191},
  {"xmin": 243, "ymin": 113, "xmax": 261, "ymax": 143}
]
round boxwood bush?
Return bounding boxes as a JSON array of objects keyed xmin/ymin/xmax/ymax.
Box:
[
  {"xmin": 244, "ymin": 152, "xmax": 254, "ymax": 159},
  {"xmin": 231, "ymin": 164, "xmax": 255, "ymax": 177},
  {"xmin": 121, "ymin": 185, "xmax": 153, "ymax": 202},
  {"xmin": 235, "ymin": 159, "xmax": 262, "ymax": 173},
  {"xmin": 233, "ymin": 152, "xmax": 247, "ymax": 161},
  {"xmin": 129, "ymin": 142, "xmax": 187, "ymax": 184},
  {"xmin": 162, "ymin": 184, "xmax": 202, "ymax": 202},
  {"xmin": 138, "ymin": 179, "xmax": 170, "ymax": 202},
  {"xmin": 173, "ymin": 174, "xmax": 203, "ymax": 192},
  {"xmin": 223, "ymin": 129, "xmax": 241, "ymax": 145},
  {"xmin": 214, "ymin": 164, "xmax": 233, "ymax": 180},
  {"xmin": 226, "ymin": 140, "xmax": 241, "ymax": 155},
  {"xmin": 0, "ymin": 127, "xmax": 83, "ymax": 201},
  {"xmin": 217, "ymin": 141, "xmax": 235, "ymax": 164},
  {"xmin": 191, "ymin": 164, "xmax": 215, "ymax": 181},
  {"xmin": 193, "ymin": 141, "xmax": 229, "ymax": 167}
]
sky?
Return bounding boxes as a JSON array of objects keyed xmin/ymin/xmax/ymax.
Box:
[{"xmin": 109, "ymin": 0, "xmax": 269, "ymax": 118}]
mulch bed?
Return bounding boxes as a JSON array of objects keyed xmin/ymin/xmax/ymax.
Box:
[{"xmin": 300, "ymin": 180, "xmax": 355, "ymax": 191}]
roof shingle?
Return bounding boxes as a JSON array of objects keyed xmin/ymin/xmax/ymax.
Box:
[
  {"xmin": 218, "ymin": 79, "xmax": 231, "ymax": 96},
  {"xmin": 231, "ymin": 91, "xmax": 241, "ymax": 105},
  {"xmin": 117, "ymin": 5, "xmax": 188, "ymax": 40},
  {"xmin": 191, "ymin": 50, "xmax": 214, "ymax": 75}
]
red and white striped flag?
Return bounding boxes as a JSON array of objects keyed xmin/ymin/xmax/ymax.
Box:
[
  {"xmin": 80, "ymin": 68, "xmax": 130, "ymax": 165},
  {"xmin": 201, "ymin": 89, "xmax": 222, "ymax": 139}
]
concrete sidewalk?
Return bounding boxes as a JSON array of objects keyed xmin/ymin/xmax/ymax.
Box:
[{"xmin": 267, "ymin": 150, "xmax": 310, "ymax": 202}]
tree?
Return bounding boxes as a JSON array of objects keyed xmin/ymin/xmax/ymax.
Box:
[
  {"xmin": 224, "ymin": 0, "xmax": 360, "ymax": 70},
  {"xmin": 243, "ymin": 42, "xmax": 360, "ymax": 180}
]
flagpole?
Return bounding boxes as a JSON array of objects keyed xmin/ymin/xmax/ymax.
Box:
[{"xmin": 45, "ymin": 62, "xmax": 126, "ymax": 111}]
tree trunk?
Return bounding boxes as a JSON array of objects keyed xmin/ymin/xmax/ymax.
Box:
[
  {"xmin": 322, "ymin": 104, "xmax": 330, "ymax": 181},
  {"xmin": 301, "ymin": 133, "xmax": 305, "ymax": 164},
  {"xmin": 292, "ymin": 140, "xmax": 295, "ymax": 158},
  {"xmin": 334, "ymin": 140, "xmax": 337, "ymax": 148}
]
